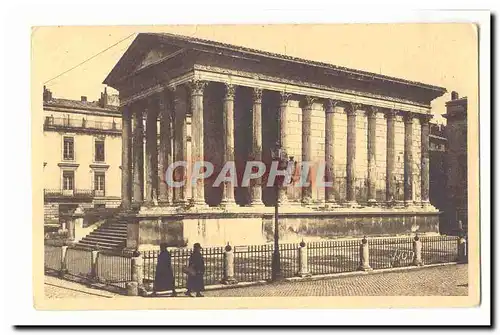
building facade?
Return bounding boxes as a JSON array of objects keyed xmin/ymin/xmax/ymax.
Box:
[
  {"xmin": 43, "ymin": 87, "xmax": 122, "ymax": 227},
  {"xmin": 443, "ymin": 92, "xmax": 468, "ymax": 233},
  {"xmin": 103, "ymin": 33, "xmax": 447, "ymax": 249}
]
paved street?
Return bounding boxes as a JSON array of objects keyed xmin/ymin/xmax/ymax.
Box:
[
  {"xmin": 204, "ymin": 264, "xmax": 468, "ymax": 297},
  {"xmin": 44, "ymin": 275, "xmax": 120, "ymax": 299},
  {"xmin": 45, "ymin": 264, "xmax": 467, "ymax": 299}
]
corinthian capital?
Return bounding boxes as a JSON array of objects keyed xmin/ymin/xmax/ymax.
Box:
[
  {"xmin": 252, "ymin": 88, "xmax": 263, "ymax": 103},
  {"xmin": 301, "ymin": 96, "xmax": 317, "ymax": 109},
  {"xmin": 419, "ymin": 114, "xmax": 433, "ymax": 125},
  {"xmin": 403, "ymin": 111, "xmax": 415, "ymax": 124},
  {"xmin": 224, "ymin": 83, "xmax": 236, "ymax": 100},
  {"xmin": 365, "ymin": 106, "xmax": 380, "ymax": 118},
  {"xmin": 188, "ymin": 80, "xmax": 207, "ymax": 96},
  {"xmin": 345, "ymin": 102, "xmax": 361, "ymax": 116},
  {"xmin": 279, "ymin": 91, "xmax": 292, "ymax": 106}
]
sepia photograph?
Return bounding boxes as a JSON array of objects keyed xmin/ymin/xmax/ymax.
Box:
[{"xmin": 26, "ymin": 17, "xmax": 485, "ymax": 318}]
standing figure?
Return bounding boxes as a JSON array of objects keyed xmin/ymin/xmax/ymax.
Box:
[
  {"xmin": 153, "ymin": 243, "xmax": 177, "ymax": 297},
  {"xmin": 185, "ymin": 243, "xmax": 205, "ymax": 297}
]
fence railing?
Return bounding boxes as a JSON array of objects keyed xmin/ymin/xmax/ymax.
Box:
[
  {"xmin": 45, "ymin": 234, "xmax": 467, "ymax": 296},
  {"xmin": 44, "ymin": 116, "xmax": 121, "ymax": 132}
]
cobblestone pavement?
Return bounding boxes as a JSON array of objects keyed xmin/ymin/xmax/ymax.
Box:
[
  {"xmin": 203, "ymin": 264, "xmax": 468, "ymax": 297},
  {"xmin": 44, "ymin": 275, "xmax": 120, "ymax": 299},
  {"xmin": 44, "ymin": 264, "xmax": 467, "ymax": 299}
]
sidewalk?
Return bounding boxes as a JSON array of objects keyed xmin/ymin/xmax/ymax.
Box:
[{"xmin": 45, "ymin": 264, "xmax": 468, "ymax": 298}]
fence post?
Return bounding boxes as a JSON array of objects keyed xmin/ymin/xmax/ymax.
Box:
[
  {"xmin": 59, "ymin": 246, "xmax": 68, "ymax": 276},
  {"xmin": 412, "ymin": 235, "xmax": 423, "ymax": 266},
  {"xmin": 457, "ymin": 235, "xmax": 467, "ymax": 264},
  {"xmin": 127, "ymin": 251, "xmax": 145, "ymax": 296},
  {"xmin": 90, "ymin": 250, "xmax": 99, "ymax": 281},
  {"xmin": 222, "ymin": 243, "xmax": 237, "ymax": 285},
  {"xmin": 298, "ymin": 240, "xmax": 311, "ymax": 277},
  {"xmin": 358, "ymin": 236, "xmax": 372, "ymax": 271}
]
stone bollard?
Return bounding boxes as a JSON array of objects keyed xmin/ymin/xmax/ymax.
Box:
[
  {"xmin": 457, "ymin": 235, "xmax": 468, "ymax": 264},
  {"xmin": 59, "ymin": 246, "xmax": 68, "ymax": 276},
  {"xmin": 358, "ymin": 236, "xmax": 372, "ymax": 271},
  {"xmin": 412, "ymin": 234, "xmax": 423, "ymax": 266},
  {"xmin": 128, "ymin": 251, "xmax": 145, "ymax": 296},
  {"xmin": 298, "ymin": 240, "xmax": 311, "ymax": 277},
  {"xmin": 222, "ymin": 243, "xmax": 237, "ymax": 285},
  {"xmin": 90, "ymin": 250, "xmax": 99, "ymax": 281}
]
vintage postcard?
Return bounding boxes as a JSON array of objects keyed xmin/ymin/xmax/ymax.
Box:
[{"xmin": 32, "ymin": 23, "xmax": 481, "ymax": 312}]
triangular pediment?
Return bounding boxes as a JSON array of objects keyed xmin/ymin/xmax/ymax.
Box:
[{"xmin": 135, "ymin": 45, "xmax": 182, "ymax": 72}]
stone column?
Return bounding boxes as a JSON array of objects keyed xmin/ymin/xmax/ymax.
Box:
[
  {"xmin": 420, "ymin": 114, "xmax": 432, "ymax": 207},
  {"xmin": 385, "ymin": 109, "xmax": 397, "ymax": 205},
  {"xmin": 404, "ymin": 112, "xmax": 414, "ymax": 207},
  {"xmin": 121, "ymin": 105, "xmax": 132, "ymax": 208},
  {"xmin": 367, "ymin": 106, "xmax": 378, "ymax": 205},
  {"xmin": 145, "ymin": 98, "xmax": 159, "ymax": 206},
  {"xmin": 173, "ymin": 87, "xmax": 187, "ymax": 204},
  {"xmin": 250, "ymin": 88, "xmax": 264, "ymax": 206},
  {"xmin": 324, "ymin": 99, "xmax": 337, "ymax": 206},
  {"xmin": 279, "ymin": 92, "xmax": 291, "ymax": 204},
  {"xmin": 300, "ymin": 96, "xmax": 315, "ymax": 205},
  {"xmin": 132, "ymin": 106, "xmax": 144, "ymax": 206},
  {"xmin": 189, "ymin": 80, "xmax": 207, "ymax": 207},
  {"xmin": 158, "ymin": 87, "xmax": 173, "ymax": 205},
  {"xmin": 346, "ymin": 103, "xmax": 359, "ymax": 206},
  {"xmin": 220, "ymin": 83, "xmax": 236, "ymax": 207}
]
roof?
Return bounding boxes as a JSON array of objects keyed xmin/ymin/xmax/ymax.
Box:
[
  {"xmin": 44, "ymin": 98, "xmax": 120, "ymax": 114},
  {"xmin": 104, "ymin": 32, "xmax": 447, "ymax": 99}
]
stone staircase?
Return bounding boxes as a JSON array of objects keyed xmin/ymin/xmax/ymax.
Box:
[{"xmin": 75, "ymin": 217, "xmax": 127, "ymax": 251}]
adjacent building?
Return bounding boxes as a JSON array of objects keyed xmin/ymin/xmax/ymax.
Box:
[
  {"xmin": 43, "ymin": 86, "xmax": 122, "ymax": 227},
  {"xmin": 443, "ymin": 92, "xmax": 468, "ymax": 233}
]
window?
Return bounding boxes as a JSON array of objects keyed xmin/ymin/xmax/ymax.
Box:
[
  {"xmin": 62, "ymin": 171, "xmax": 74, "ymax": 190},
  {"xmin": 95, "ymin": 139, "xmax": 105, "ymax": 162},
  {"xmin": 94, "ymin": 172, "xmax": 105, "ymax": 195},
  {"xmin": 63, "ymin": 137, "xmax": 74, "ymax": 160}
]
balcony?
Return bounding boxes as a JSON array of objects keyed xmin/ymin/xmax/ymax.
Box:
[
  {"xmin": 44, "ymin": 189, "xmax": 105, "ymax": 201},
  {"xmin": 44, "ymin": 116, "xmax": 121, "ymax": 134}
]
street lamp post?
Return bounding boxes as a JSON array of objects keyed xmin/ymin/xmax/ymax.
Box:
[{"xmin": 270, "ymin": 142, "xmax": 294, "ymax": 282}]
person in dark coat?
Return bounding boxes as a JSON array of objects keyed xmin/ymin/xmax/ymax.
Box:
[
  {"xmin": 185, "ymin": 243, "xmax": 205, "ymax": 297},
  {"xmin": 153, "ymin": 243, "xmax": 177, "ymax": 297}
]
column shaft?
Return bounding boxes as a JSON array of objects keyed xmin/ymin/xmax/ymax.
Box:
[
  {"xmin": 221, "ymin": 84, "xmax": 236, "ymax": 206},
  {"xmin": 190, "ymin": 80, "xmax": 207, "ymax": 206},
  {"xmin": 385, "ymin": 110, "xmax": 397, "ymax": 204},
  {"xmin": 173, "ymin": 87, "xmax": 187, "ymax": 204},
  {"xmin": 145, "ymin": 99, "xmax": 159, "ymax": 205},
  {"xmin": 132, "ymin": 107, "xmax": 144, "ymax": 205},
  {"xmin": 324, "ymin": 99, "xmax": 336, "ymax": 204},
  {"xmin": 250, "ymin": 88, "xmax": 264, "ymax": 206},
  {"xmin": 121, "ymin": 105, "xmax": 132, "ymax": 208},
  {"xmin": 346, "ymin": 103, "xmax": 358, "ymax": 205},
  {"xmin": 301, "ymin": 96, "xmax": 314, "ymax": 204},
  {"xmin": 279, "ymin": 92, "xmax": 291, "ymax": 204},
  {"xmin": 404, "ymin": 112, "xmax": 414, "ymax": 206},
  {"xmin": 367, "ymin": 107, "xmax": 378, "ymax": 204},
  {"xmin": 158, "ymin": 88, "xmax": 173, "ymax": 205},
  {"xmin": 420, "ymin": 115, "xmax": 432, "ymax": 205}
]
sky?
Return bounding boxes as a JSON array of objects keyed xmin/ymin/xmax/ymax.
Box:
[{"xmin": 32, "ymin": 24, "xmax": 478, "ymax": 124}]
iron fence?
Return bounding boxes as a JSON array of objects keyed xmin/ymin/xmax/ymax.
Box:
[
  {"xmin": 96, "ymin": 251, "xmax": 132, "ymax": 289},
  {"xmin": 44, "ymin": 245, "xmax": 62, "ymax": 271},
  {"xmin": 420, "ymin": 235, "xmax": 458, "ymax": 264},
  {"xmin": 307, "ymin": 239, "xmax": 360, "ymax": 275},
  {"xmin": 233, "ymin": 244, "xmax": 273, "ymax": 283},
  {"xmin": 369, "ymin": 236, "xmax": 414, "ymax": 269},
  {"xmin": 65, "ymin": 247, "xmax": 93, "ymax": 279}
]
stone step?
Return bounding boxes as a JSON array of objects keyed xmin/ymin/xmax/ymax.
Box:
[
  {"xmin": 87, "ymin": 231, "xmax": 127, "ymax": 239},
  {"xmin": 76, "ymin": 241, "xmax": 119, "ymax": 251},
  {"xmin": 78, "ymin": 238, "xmax": 123, "ymax": 247},
  {"xmin": 81, "ymin": 236, "xmax": 125, "ymax": 244},
  {"xmin": 98, "ymin": 226, "xmax": 128, "ymax": 233}
]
